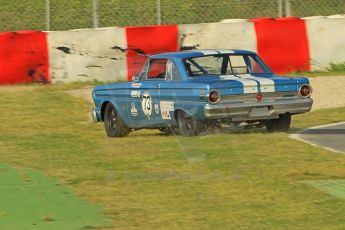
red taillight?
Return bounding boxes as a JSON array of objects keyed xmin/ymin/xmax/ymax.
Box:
[
  {"xmin": 300, "ymin": 85, "xmax": 312, "ymax": 97},
  {"xmin": 209, "ymin": 90, "xmax": 220, "ymax": 103},
  {"xmin": 256, "ymin": 93, "xmax": 263, "ymax": 102}
]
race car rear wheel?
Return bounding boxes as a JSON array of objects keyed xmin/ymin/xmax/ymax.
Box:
[
  {"xmin": 265, "ymin": 114, "xmax": 291, "ymax": 132},
  {"xmin": 176, "ymin": 111, "xmax": 205, "ymax": 136},
  {"xmin": 104, "ymin": 103, "xmax": 129, "ymax": 137}
]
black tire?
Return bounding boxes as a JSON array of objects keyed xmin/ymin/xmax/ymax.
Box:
[
  {"xmin": 176, "ymin": 111, "xmax": 205, "ymax": 136},
  {"xmin": 265, "ymin": 114, "xmax": 291, "ymax": 132},
  {"xmin": 103, "ymin": 103, "xmax": 129, "ymax": 137}
]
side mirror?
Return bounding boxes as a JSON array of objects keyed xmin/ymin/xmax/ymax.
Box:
[{"xmin": 132, "ymin": 74, "xmax": 140, "ymax": 82}]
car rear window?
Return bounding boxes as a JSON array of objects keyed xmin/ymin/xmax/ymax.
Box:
[{"xmin": 184, "ymin": 54, "xmax": 270, "ymax": 77}]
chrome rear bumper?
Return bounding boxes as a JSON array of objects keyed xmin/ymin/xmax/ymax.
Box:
[{"xmin": 204, "ymin": 98, "xmax": 313, "ymax": 121}]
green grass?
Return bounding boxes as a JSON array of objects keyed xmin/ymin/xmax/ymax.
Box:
[
  {"xmin": 287, "ymin": 71, "xmax": 345, "ymax": 77},
  {"xmin": 0, "ymin": 0, "xmax": 344, "ymax": 31},
  {"xmin": 288, "ymin": 62, "xmax": 345, "ymax": 77},
  {"xmin": 0, "ymin": 84, "xmax": 345, "ymax": 229}
]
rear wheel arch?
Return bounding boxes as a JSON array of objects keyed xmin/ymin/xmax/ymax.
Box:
[
  {"xmin": 174, "ymin": 109, "xmax": 185, "ymax": 122},
  {"xmin": 175, "ymin": 109, "xmax": 205, "ymax": 136}
]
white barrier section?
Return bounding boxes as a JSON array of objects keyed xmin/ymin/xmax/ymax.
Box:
[
  {"xmin": 179, "ymin": 21, "xmax": 257, "ymax": 52},
  {"xmin": 305, "ymin": 16, "xmax": 345, "ymax": 70},
  {"xmin": 48, "ymin": 27, "xmax": 127, "ymax": 83}
]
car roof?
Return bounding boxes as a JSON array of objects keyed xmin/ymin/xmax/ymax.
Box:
[{"xmin": 150, "ymin": 49, "xmax": 256, "ymax": 59}]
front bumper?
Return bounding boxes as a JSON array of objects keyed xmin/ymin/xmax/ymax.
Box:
[
  {"xmin": 91, "ymin": 109, "xmax": 100, "ymax": 123},
  {"xmin": 204, "ymin": 98, "xmax": 313, "ymax": 121}
]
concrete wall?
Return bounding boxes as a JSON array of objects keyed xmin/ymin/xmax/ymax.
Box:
[
  {"xmin": 304, "ymin": 15, "xmax": 345, "ymax": 70},
  {"xmin": 47, "ymin": 27, "xmax": 127, "ymax": 83},
  {"xmin": 179, "ymin": 20, "xmax": 257, "ymax": 52}
]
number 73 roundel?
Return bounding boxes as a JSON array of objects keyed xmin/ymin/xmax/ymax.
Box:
[{"xmin": 141, "ymin": 92, "xmax": 152, "ymax": 118}]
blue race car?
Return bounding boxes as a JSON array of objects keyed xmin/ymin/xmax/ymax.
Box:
[{"xmin": 91, "ymin": 49, "xmax": 313, "ymax": 137}]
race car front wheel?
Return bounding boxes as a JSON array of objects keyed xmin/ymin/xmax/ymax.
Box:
[{"xmin": 104, "ymin": 103, "xmax": 129, "ymax": 137}]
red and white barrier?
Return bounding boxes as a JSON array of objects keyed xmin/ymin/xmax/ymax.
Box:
[
  {"xmin": 1, "ymin": 16, "xmax": 345, "ymax": 84},
  {"xmin": 251, "ymin": 17, "xmax": 310, "ymax": 74},
  {"xmin": 179, "ymin": 21, "xmax": 257, "ymax": 52},
  {"xmin": 0, "ymin": 31, "xmax": 49, "ymax": 84},
  {"xmin": 180, "ymin": 17, "xmax": 310, "ymax": 74},
  {"xmin": 304, "ymin": 16, "xmax": 345, "ymax": 71},
  {"xmin": 125, "ymin": 25, "xmax": 178, "ymax": 81}
]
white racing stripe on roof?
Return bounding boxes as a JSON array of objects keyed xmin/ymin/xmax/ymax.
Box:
[
  {"xmin": 199, "ymin": 50, "xmax": 235, "ymax": 55},
  {"xmin": 239, "ymin": 74, "xmax": 275, "ymax": 92},
  {"xmin": 216, "ymin": 49, "xmax": 235, "ymax": 54},
  {"xmin": 220, "ymin": 75, "xmax": 258, "ymax": 93},
  {"xmin": 199, "ymin": 50, "xmax": 219, "ymax": 55}
]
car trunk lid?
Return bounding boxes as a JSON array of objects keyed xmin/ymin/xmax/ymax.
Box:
[{"xmin": 190, "ymin": 74, "xmax": 310, "ymax": 103}]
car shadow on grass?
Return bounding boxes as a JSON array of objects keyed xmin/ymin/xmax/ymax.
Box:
[
  {"xmin": 129, "ymin": 126, "xmax": 345, "ymax": 138},
  {"xmin": 132, "ymin": 127, "xmax": 270, "ymax": 137}
]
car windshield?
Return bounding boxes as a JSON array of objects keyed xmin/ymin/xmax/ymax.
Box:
[{"xmin": 184, "ymin": 54, "xmax": 271, "ymax": 77}]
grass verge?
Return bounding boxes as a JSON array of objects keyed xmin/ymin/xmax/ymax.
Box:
[
  {"xmin": 0, "ymin": 84, "xmax": 345, "ymax": 229},
  {"xmin": 0, "ymin": 164, "xmax": 108, "ymax": 229},
  {"xmin": 287, "ymin": 62, "xmax": 345, "ymax": 77}
]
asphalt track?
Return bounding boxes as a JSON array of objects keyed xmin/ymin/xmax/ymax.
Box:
[{"xmin": 290, "ymin": 122, "xmax": 345, "ymax": 154}]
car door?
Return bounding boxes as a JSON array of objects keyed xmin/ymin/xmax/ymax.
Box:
[
  {"xmin": 128, "ymin": 58, "xmax": 167, "ymax": 128},
  {"xmin": 156, "ymin": 59, "xmax": 183, "ymax": 126}
]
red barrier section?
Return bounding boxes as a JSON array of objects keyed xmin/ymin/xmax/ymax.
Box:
[
  {"xmin": 0, "ymin": 31, "xmax": 50, "ymax": 84},
  {"xmin": 125, "ymin": 25, "xmax": 178, "ymax": 80},
  {"xmin": 252, "ymin": 17, "xmax": 310, "ymax": 74}
]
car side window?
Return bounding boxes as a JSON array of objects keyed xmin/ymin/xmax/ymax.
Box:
[
  {"xmin": 246, "ymin": 55, "xmax": 266, "ymax": 73},
  {"xmin": 165, "ymin": 60, "xmax": 181, "ymax": 81},
  {"xmin": 146, "ymin": 59, "xmax": 168, "ymax": 80},
  {"xmin": 138, "ymin": 60, "xmax": 149, "ymax": 80},
  {"xmin": 228, "ymin": 55, "xmax": 249, "ymax": 74}
]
